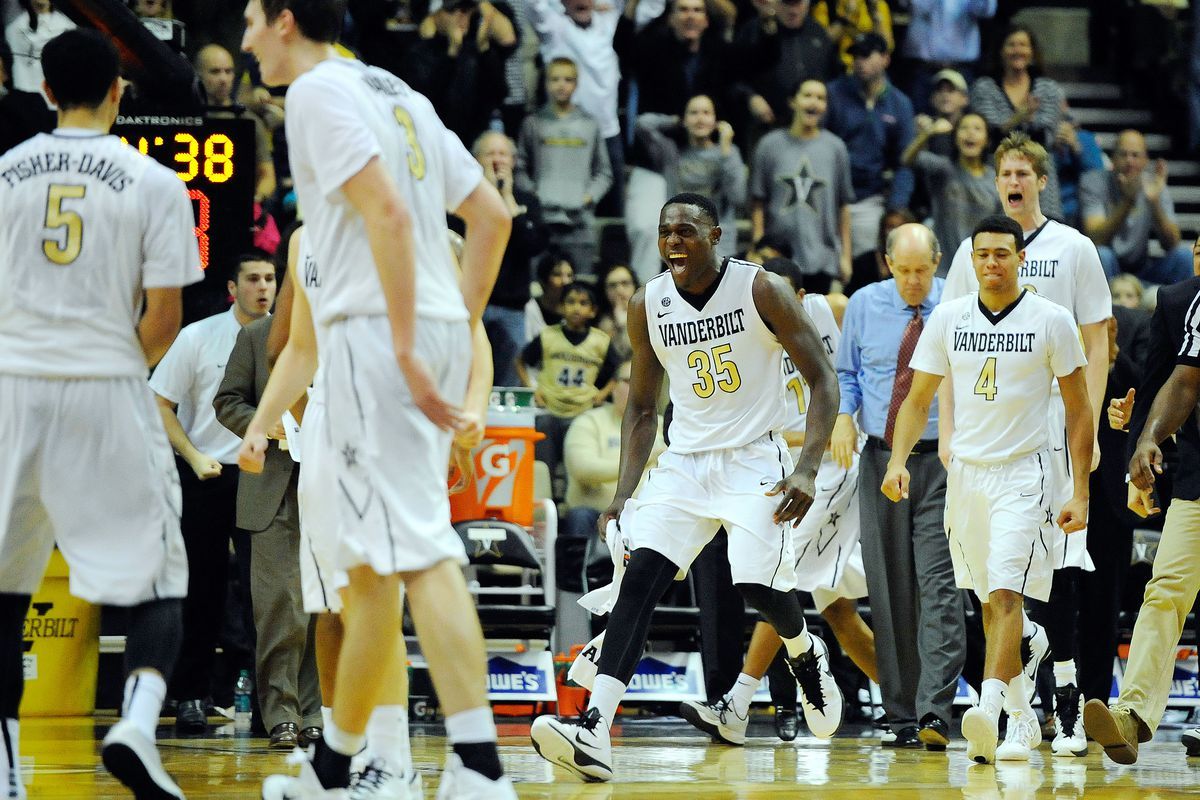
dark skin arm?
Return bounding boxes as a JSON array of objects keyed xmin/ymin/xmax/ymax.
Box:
[
  {"xmin": 752, "ymin": 271, "xmax": 839, "ymax": 524},
  {"xmin": 598, "ymin": 287, "xmax": 665, "ymax": 539},
  {"xmin": 1130, "ymin": 363, "xmax": 1200, "ymax": 491}
]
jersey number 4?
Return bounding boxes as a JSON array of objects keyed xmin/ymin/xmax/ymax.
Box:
[
  {"xmin": 688, "ymin": 344, "xmax": 742, "ymax": 398},
  {"xmin": 43, "ymin": 184, "xmax": 87, "ymax": 265},
  {"xmin": 974, "ymin": 356, "xmax": 998, "ymax": 402}
]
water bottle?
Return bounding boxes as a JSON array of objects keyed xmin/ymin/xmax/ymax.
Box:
[{"xmin": 234, "ymin": 670, "xmax": 253, "ymax": 731}]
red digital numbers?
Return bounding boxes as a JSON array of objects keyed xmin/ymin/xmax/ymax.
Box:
[{"xmin": 188, "ymin": 188, "xmax": 211, "ymax": 270}]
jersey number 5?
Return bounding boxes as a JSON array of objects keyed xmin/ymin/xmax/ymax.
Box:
[
  {"xmin": 43, "ymin": 184, "xmax": 86, "ymax": 265},
  {"xmin": 688, "ymin": 344, "xmax": 742, "ymax": 398},
  {"xmin": 393, "ymin": 108, "xmax": 426, "ymax": 180},
  {"xmin": 974, "ymin": 356, "xmax": 998, "ymax": 401}
]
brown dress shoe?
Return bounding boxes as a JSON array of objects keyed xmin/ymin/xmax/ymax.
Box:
[
  {"xmin": 1083, "ymin": 700, "xmax": 1138, "ymax": 764},
  {"xmin": 269, "ymin": 721, "xmax": 299, "ymax": 750}
]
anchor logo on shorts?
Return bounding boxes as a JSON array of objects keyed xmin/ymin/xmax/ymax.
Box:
[{"xmin": 341, "ymin": 444, "xmax": 359, "ymax": 468}]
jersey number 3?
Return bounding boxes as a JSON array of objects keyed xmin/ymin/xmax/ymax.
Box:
[
  {"xmin": 43, "ymin": 184, "xmax": 86, "ymax": 265},
  {"xmin": 974, "ymin": 356, "xmax": 998, "ymax": 402},
  {"xmin": 688, "ymin": 344, "xmax": 742, "ymax": 398},
  {"xmin": 393, "ymin": 108, "xmax": 426, "ymax": 180}
]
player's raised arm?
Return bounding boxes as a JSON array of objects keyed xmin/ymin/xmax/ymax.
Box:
[
  {"xmin": 598, "ymin": 287, "xmax": 665, "ymax": 536},
  {"xmin": 1056, "ymin": 366, "xmax": 1092, "ymax": 531}
]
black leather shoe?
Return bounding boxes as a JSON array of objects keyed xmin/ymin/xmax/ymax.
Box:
[
  {"xmin": 918, "ymin": 713, "xmax": 950, "ymax": 751},
  {"xmin": 298, "ymin": 726, "xmax": 323, "ymax": 748},
  {"xmin": 774, "ymin": 707, "xmax": 799, "ymax": 742},
  {"xmin": 881, "ymin": 724, "xmax": 922, "ymax": 748},
  {"xmin": 175, "ymin": 699, "xmax": 207, "ymax": 734},
  {"xmin": 269, "ymin": 722, "xmax": 299, "ymax": 749}
]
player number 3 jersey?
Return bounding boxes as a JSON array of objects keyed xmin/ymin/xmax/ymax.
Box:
[{"xmin": 646, "ymin": 258, "xmax": 788, "ymax": 453}]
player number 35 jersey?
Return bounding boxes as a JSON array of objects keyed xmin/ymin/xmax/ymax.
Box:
[{"xmin": 646, "ymin": 259, "xmax": 788, "ymax": 453}]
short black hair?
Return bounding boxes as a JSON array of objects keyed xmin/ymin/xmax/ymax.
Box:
[
  {"xmin": 761, "ymin": 257, "xmax": 805, "ymax": 292},
  {"xmin": 41, "ymin": 30, "xmax": 120, "ymax": 111},
  {"xmin": 971, "ymin": 214, "xmax": 1024, "ymax": 251},
  {"xmin": 536, "ymin": 248, "xmax": 574, "ymax": 285},
  {"xmin": 229, "ymin": 249, "xmax": 275, "ymax": 282},
  {"xmin": 750, "ymin": 234, "xmax": 793, "ymax": 260},
  {"xmin": 663, "ymin": 192, "xmax": 719, "ymax": 227},
  {"xmin": 561, "ymin": 281, "xmax": 597, "ymax": 306},
  {"xmin": 261, "ymin": 0, "xmax": 345, "ymax": 43}
]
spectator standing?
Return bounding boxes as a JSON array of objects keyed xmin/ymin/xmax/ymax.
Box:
[
  {"xmin": 633, "ymin": 93, "xmax": 747, "ymax": 264},
  {"xmin": 597, "ymin": 263, "xmax": 639, "ymax": 360},
  {"xmin": 149, "ymin": 253, "xmax": 277, "ymax": 733},
  {"xmin": 914, "ymin": 68, "xmax": 970, "ymax": 161},
  {"xmin": 969, "ymin": 24, "xmax": 1064, "ymax": 219},
  {"xmin": 750, "ymin": 78, "xmax": 853, "ymax": 294},
  {"xmin": 824, "ymin": 33, "xmax": 915, "ymax": 287},
  {"xmin": 834, "ymin": 223, "xmax": 965, "ymax": 746},
  {"xmin": 898, "ymin": 0, "xmax": 995, "ymax": 114},
  {"xmin": 4, "ymin": 0, "xmax": 73, "ymax": 101},
  {"xmin": 517, "ymin": 56, "xmax": 611, "ymax": 273},
  {"xmin": 901, "ymin": 111, "xmax": 999, "ymax": 274},
  {"xmin": 811, "ymin": 0, "xmax": 892, "ymax": 72},
  {"xmin": 474, "ymin": 131, "xmax": 548, "ymax": 386},
  {"xmin": 1082, "ymin": 129, "xmax": 1191, "ymax": 285}
]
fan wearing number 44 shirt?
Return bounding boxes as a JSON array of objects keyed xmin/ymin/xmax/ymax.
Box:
[{"xmin": 882, "ymin": 214, "xmax": 1092, "ymax": 765}]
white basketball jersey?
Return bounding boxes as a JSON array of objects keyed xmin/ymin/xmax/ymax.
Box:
[
  {"xmin": 647, "ymin": 259, "xmax": 789, "ymax": 453},
  {"xmin": 0, "ymin": 130, "xmax": 202, "ymax": 378},
  {"xmin": 910, "ymin": 291, "xmax": 1087, "ymax": 463},
  {"xmin": 944, "ymin": 219, "xmax": 1111, "ymax": 325},
  {"xmin": 285, "ymin": 58, "xmax": 483, "ymax": 326},
  {"xmin": 781, "ymin": 294, "xmax": 840, "ymax": 435}
]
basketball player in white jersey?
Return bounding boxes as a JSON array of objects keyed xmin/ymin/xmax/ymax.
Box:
[
  {"xmin": 943, "ymin": 133, "xmax": 1111, "ymax": 757},
  {"xmin": 529, "ymin": 193, "xmax": 843, "ymax": 781},
  {"xmin": 679, "ymin": 256, "xmax": 879, "ymax": 748},
  {"xmin": 238, "ymin": 2, "xmax": 514, "ymax": 798},
  {"xmin": 883, "ymin": 214, "xmax": 1092, "ymax": 763},
  {"xmin": 0, "ymin": 29, "xmax": 201, "ymax": 800}
]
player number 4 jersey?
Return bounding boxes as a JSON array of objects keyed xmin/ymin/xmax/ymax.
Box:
[
  {"xmin": 646, "ymin": 258, "xmax": 789, "ymax": 453},
  {"xmin": 909, "ymin": 291, "xmax": 1087, "ymax": 464}
]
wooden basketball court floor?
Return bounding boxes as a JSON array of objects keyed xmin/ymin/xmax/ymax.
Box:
[{"xmin": 17, "ymin": 715, "xmax": 1200, "ymax": 798}]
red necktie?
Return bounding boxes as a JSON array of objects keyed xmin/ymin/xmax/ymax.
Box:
[{"xmin": 884, "ymin": 307, "xmax": 923, "ymax": 448}]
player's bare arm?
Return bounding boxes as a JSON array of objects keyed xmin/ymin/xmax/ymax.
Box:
[
  {"xmin": 453, "ymin": 179, "xmax": 511, "ymax": 326},
  {"xmin": 155, "ymin": 393, "xmax": 221, "ymax": 480},
  {"xmin": 881, "ymin": 370, "xmax": 941, "ymax": 502},
  {"xmin": 341, "ymin": 155, "xmax": 463, "ymax": 432},
  {"xmin": 1080, "ymin": 319, "xmax": 1109, "ymax": 470},
  {"xmin": 752, "ymin": 270, "xmax": 838, "ymax": 524},
  {"xmin": 1056, "ymin": 366, "xmax": 1092, "ymax": 532},
  {"xmin": 598, "ymin": 288, "xmax": 664, "ymax": 537},
  {"xmin": 139, "ymin": 287, "xmax": 182, "ymax": 368},
  {"xmin": 265, "ymin": 229, "xmax": 300, "ymax": 370},
  {"xmin": 238, "ymin": 268, "xmax": 319, "ymax": 474},
  {"xmin": 1130, "ymin": 363, "xmax": 1200, "ymax": 491}
]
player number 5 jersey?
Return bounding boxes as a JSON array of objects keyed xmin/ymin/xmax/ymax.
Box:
[{"xmin": 646, "ymin": 258, "xmax": 788, "ymax": 453}]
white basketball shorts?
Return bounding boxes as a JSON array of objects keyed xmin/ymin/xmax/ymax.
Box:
[
  {"xmin": 322, "ymin": 316, "xmax": 471, "ymax": 576},
  {"xmin": 1046, "ymin": 396, "xmax": 1094, "ymax": 571},
  {"xmin": 790, "ymin": 448, "xmax": 868, "ymax": 612},
  {"xmin": 621, "ymin": 433, "xmax": 797, "ymax": 591},
  {"xmin": 0, "ymin": 375, "xmax": 187, "ymax": 604},
  {"xmin": 296, "ymin": 390, "xmax": 348, "ymax": 614},
  {"xmin": 944, "ymin": 450, "xmax": 1056, "ymax": 602}
]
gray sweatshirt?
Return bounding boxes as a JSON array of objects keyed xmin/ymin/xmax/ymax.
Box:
[{"xmin": 516, "ymin": 105, "xmax": 612, "ymax": 223}]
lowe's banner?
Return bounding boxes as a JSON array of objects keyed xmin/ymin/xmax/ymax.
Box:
[
  {"xmin": 625, "ymin": 653, "xmax": 705, "ymax": 702},
  {"xmin": 486, "ymin": 651, "xmax": 556, "ymax": 701}
]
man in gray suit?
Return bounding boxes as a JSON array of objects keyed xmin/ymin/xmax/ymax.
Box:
[{"xmin": 215, "ymin": 313, "xmax": 320, "ymax": 749}]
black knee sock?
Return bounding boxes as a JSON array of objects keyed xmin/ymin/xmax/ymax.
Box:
[
  {"xmin": 1042, "ymin": 568, "xmax": 1080, "ymax": 663},
  {"xmin": 736, "ymin": 584, "xmax": 806, "ymax": 641},
  {"xmin": 0, "ymin": 595, "xmax": 30, "ymax": 720},
  {"xmin": 452, "ymin": 741, "xmax": 503, "ymax": 781},
  {"xmin": 595, "ymin": 550, "xmax": 681, "ymax": 684},
  {"xmin": 124, "ymin": 599, "xmax": 183, "ymax": 681},
  {"xmin": 313, "ymin": 738, "xmax": 351, "ymax": 789}
]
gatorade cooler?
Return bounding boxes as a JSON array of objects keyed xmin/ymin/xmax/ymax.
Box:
[
  {"xmin": 21, "ymin": 549, "xmax": 101, "ymax": 716},
  {"xmin": 450, "ymin": 388, "xmax": 545, "ymax": 528}
]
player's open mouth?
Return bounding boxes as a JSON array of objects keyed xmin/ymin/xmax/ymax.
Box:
[
  {"xmin": 1006, "ymin": 192, "xmax": 1023, "ymax": 207},
  {"xmin": 668, "ymin": 253, "xmax": 687, "ymax": 265}
]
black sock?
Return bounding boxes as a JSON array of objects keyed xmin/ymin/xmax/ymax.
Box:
[
  {"xmin": 312, "ymin": 739, "xmax": 351, "ymax": 789},
  {"xmin": 452, "ymin": 741, "xmax": 503, "ymax": 781}
]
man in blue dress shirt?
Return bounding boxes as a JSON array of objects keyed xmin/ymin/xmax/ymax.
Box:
[{"xmin": 833, "ymin": 222, "xmax": 964, "ymax": 749}]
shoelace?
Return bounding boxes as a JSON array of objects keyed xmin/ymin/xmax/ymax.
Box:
[
  {"xmin": 353, "ymin": 760, "xmax": 394, "ymax": 791},
  {"xmin": 1008, "ymin": 710, "xmax": 1038, "ymax": 745},
  {"xmin": 1056, "ymin": 688, "xmax": 1081, "ymax": 737},
  {"xmin": 708, "ymin": 696, "xmax": 736, "ymax": 724},
  {"xmin": 571, "ymin": 707, "xmax": 603, "ymax": 733},
  {"xmin": 790, "ymin": 647, "xmax": 827, "ymax": 713}
]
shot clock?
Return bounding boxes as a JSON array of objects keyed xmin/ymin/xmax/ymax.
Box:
[{"xmin": 113, "ymin": 113, "xmax": 256, "ymax": 320}]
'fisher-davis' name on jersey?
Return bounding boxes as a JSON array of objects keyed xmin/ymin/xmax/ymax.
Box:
[
  {"xmin": 0, "ymin": 150, "xmax": 132, "ymax": 191},
  {"xmin": 952, "ymin": 330, "xmax": 1036, "ymax": 353},
  {"xmin": 658, "ymin": 309, "xmax": 747, "ymax": 348}
]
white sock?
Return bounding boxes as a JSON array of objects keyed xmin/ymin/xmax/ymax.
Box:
[
  {"xmin": 321, "ymin": 706, "xmax": 332, "ymax": 731},
  {"xmin": 728, "ymin": 673, "xmax": 760, "ymax": 718},
  {"xmin": 780, "ymin": 625, "xmax": 813, "ymax": 658},
  {"xmin": 1005, "ymin": 674, "xmax": 1034, "ymax": 716},
  {"xmin": 324, "ymin": 719, "xmax": 366, "ymax": 756},
  {"xmin": 1021, "ymin": 612, "xmax": 1037, "ymax": 639},
  {"xmin": 122, "ymin": 670, "xmax": 166, "ymax": 740},
  {"xmin": 980, "ymin": 678, "xmax": 1006, "ymax": 714},
  {"xmin": 1053, "ymin": 659, "xmax": 1077, "ymax": 688},
  {"xmin": 444, "ymin": 706, "xmax": 497, "ymax": 745},
  {"xmin": 366, "ymin": 705, "xmax": 411, "ymax": 775},
  {"xmin": 2, "ymin": 718, "xmax": 19, "ymax": 775},
  {"xmin": 587, "ymin": 675, "xmax": 626, "ymax": 727}
]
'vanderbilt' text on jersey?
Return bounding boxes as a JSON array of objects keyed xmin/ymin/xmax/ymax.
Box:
[
  {"xmin": 782, "ymin": 294, "xmax": 839, "ymax": 435},
  {"xmin": 646, "ymin": 259, "xmax": 789, "ymax": 453},
  {"xmin": 910, "ymin": 291, "xmax": 1087, "ymax": 464}
]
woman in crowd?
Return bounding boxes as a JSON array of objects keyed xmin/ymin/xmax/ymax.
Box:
[{"xmin": 596, "ymin": 263, "xmax": 638, "ymax": 361}]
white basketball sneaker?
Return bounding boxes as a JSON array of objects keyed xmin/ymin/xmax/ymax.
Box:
[
  {"xmin": 679, "ymin": 696, "xmax": 750, "ymax": 745},
  {"xmin": 1051, "ymin": 684, "xmax": 1087, "ymax": 757},
  {"xmin": 996, "ymin": 708, "xmax": 1043, "ymax": 761},
  {"xmin": 261, "ymin": 748, "xmax": 350, "ymax": 800},
  {"xmin": 100, "ymin": 719, "xmax": 185, "ymax": 800},
  {"xmin": 530, "ymin": 707, "xmax": 614, "ymax": 782},
  {"xmin": 434, "ymin": 754, "xmax": 516, "ymax": 799},
  {"xmin": 786, "ymin": 634, "xmax": 844, "ymax": 739},
  {"xmin": 962, "ymin": 703, "xmax": 1001, "ymax": 765}
]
